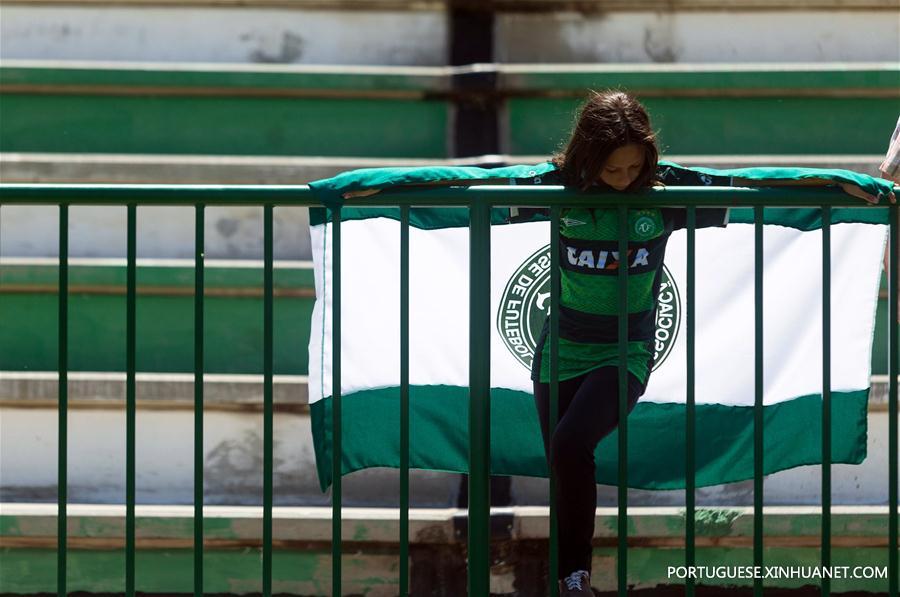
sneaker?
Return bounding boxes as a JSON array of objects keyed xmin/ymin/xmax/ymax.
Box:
[{"xmin": 559, "ymin": 569, "xmax": 593, "ymax": 595}]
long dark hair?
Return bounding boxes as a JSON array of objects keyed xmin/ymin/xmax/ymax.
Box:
[{"xmin": 551, "ymin": 90, "xmax": 659, "ymax": 192}]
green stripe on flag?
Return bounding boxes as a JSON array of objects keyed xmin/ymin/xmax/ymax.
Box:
[
  {"xmin": 310, "ymin": 385, "xmax": 868, "ymax": 492},
  {"xmin": 309, "ymin": 206, "xmax": 887, "ymax": 231}
]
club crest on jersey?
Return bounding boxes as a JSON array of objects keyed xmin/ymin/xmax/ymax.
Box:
[
  {"xmin": 632, "ymin": 211, "xmax": 658, "ymax": 240},
  {"xmin": 497, "ymin": 244, "xmax": 681, "ymax": 371}
]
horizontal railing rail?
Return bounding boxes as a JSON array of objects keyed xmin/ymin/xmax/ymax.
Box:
[
  {"xmin": 0, "ymin": 182, "xmax": 896, "ymax": 597},
  {"xmin": 0, "ymin": 182, "xmax": 894, "ymax": 206}
]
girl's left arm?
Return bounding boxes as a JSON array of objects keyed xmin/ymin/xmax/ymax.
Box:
[
  {"xmin": 658, "ymin": 160, "xmax": 897, "ymax": 206},
  {"xmin": 732, "ymin": 176, "xmax": 897, "ymax": 205}
]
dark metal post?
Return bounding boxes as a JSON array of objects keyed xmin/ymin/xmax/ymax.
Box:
[
  {"xmin": 549, "ymin": 205, "xmax": 561, "ymax": 597},
  {"xmin": 753, "ymin": 206, "xmax": 764, "ymax": 597},
  {"xmin": 400, "ymin": 205, "xmax": 410, "ymax": 596},
  {"xmin": 686, "ymin": 206, "xmax": 696, "ymax": 597},
  {"xmin": 468, "ymin": 201, "xmax": 492, "ymax": 596},
  {"xmin": 193, "ymin": 203, "xmax": 205, "ymax": 597},
  {"xmin": 617, "ymin": 205, "xmax": 629, "ymax": 596},
  {"xmin": 125, "ymin": 204, "xmax": 137, "ymax": 597},
  {"xmin": 331, "ymin": 208, "xmax": 343, "ymax": 596},
  {"xmin": 821, "ymin": 206, "xmax": 832, "ymax": 597},
  {"xmin": 263, "ymin": 205, "xmax": 274, "ymax": 596},
  {"xmin": 57, "ymin": 203, "xmax": 69, "ymax": 597}
]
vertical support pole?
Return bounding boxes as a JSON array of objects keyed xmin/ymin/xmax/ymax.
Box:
[
  {"xmin": 617, "ymin": 205, "xmax": 629, "ymax": 597},
  {"xmin": 194, "ymin": 203, "xmax": 205, "ymax": 597},
  {"xmin": 821, "ymin": 206, "xmax": 832, "ymax": 597},
  {"xmin": 332, "ymin": 207, "xmax": 343, "ymax": 596},
  {"xmin": 889, "ymin": 203, "xmax": 898, "ymax": 597},
  {"xmin": 57, "ymin": 203, "xmax": 68, "ymax": 597},
  {"xmin": 468, "ymin": 201, "xmax": 491, "ymax": 597},
  {"xmin": 753, "ymin": 205, "xmax": 764, "ymax": 597},
  {"xmin": 126, "ymin": 204, "xmax": 136, "ymax": 597},
  {"xmin": 685, "ymin": 206, "xmax": 696, "ymax": 597},
  {"xmin": 400, "ymin": 205, "xmax": 410, "ymax": 596},
  {"xmin": 263, "ymin": 204, "xmax": 274, "ymax": 596},
  {"xmin": 549, "ymin": 205, "xmax": 561, "ymax": 597}
]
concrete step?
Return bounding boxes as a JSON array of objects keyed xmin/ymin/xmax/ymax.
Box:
[
  {"xmin": 1, "ymin": 372, "xmax": 895, "ymax": 508},
  {"xmin": 0, "ymin": 503, "xmax": 893, "ymax": 595}
]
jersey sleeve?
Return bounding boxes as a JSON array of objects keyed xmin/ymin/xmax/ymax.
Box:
[
  {"xmin": 504, "ymin": 169, "xmax": 564, "ymax": 223},
  {"xmin": 657, "ymin": 163, "xmax": 730, "ymax": 231},
  {"xmin": 662, "ymin": 207, "xmax": 729, "ymax": 231}
]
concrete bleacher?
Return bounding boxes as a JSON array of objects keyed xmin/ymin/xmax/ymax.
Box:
[{"xmin": 1, "ymin": 0, "xmax": 897, "ymax": 594}]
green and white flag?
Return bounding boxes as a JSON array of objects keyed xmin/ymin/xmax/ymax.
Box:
[{"xmin": 307, "ymin": 162, "xmax": 891, "ymax": 492}]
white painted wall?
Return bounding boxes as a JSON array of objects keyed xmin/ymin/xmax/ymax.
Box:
[
  {"xmin": 497, "ymin": 11, "xmax": 900, "ymax": 63},
  {"xmin": 2, "ymin": 6, "xmax": 897, "ymax": 65},
  {"xmin": 0, "ymin": 205, "xmax": 311, "ymax": 260},
  {"xmin": 0, "ymin": 406, "xmax": 892, "ymax": 506},
  {"xmin": 0, "ymin": 6, "xmax": 447, "ymax": 65},
  {"xmin": 0, "ymin": 407, "xmax": 461, "ymax": 507}
]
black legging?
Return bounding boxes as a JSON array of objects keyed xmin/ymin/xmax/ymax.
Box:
[{"xmin": 533, "ymin": 366, "xmax": 647, "ymax": 579}]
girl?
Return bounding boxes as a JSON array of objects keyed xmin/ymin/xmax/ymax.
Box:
[{"xmin": 529, "ymin": 90, "xmax": 890, "ymax": 596}]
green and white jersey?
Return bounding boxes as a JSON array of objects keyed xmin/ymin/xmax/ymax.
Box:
[{"xmin": 531, "ymin": 166, "xmax": 729, "ymax": 384}]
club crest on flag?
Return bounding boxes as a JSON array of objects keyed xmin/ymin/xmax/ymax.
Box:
[{"xmin": 496, "ymin": 244, "xmax": 681, "ymax": 372}]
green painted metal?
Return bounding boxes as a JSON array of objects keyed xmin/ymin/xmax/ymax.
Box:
[
  {"xmin": 867, "ymin": 279, "xmax": 891, "ymax": 376},
  {"xmin": 821, "ymin": 206, "xmax": 832, "ymax": 597},
  {"xmin": 56, "ymin": 203, "xmax": 68, "ymax": 597},
  {"xmin": 0, "ymin": 64, "xmax": 447, "ymax": 92},
  {"xmin": 331, "ymin": 208, "xmax": 342, "ymax": 596},
  {"xmin": 0, "ymin": 260, "xmax": 314, "ymax": 288},
  {"xmin": 617, "ymin": 206, "xmax": 628, "ymax": 597},
  {"xmin": 753, "ymin": 206, "xmax": 764, "ymax": 597},
  {"xmin": 549, "ymin": 204, "xmax": 560, "ymax": 597},
  {"xmin": 263, "ymin": 204, "xmax": 274, "ymax": 596},
  {"xmin": 0, "ymin": 264, "xmax": 314, "ymax": 375},
  {"xmin": 508, "ymin": 97, "xmax": 900, "ymax": 156},
  {"xmin": 890, "ymin": 204, "xmax": 899, "ymax": 597},
  {"xmin": 126, "ymin": 204, "xmax": 136, "ymax": 596},
  {"xmin": 2, "ymin": 182, "xmax": 897, "ymax": 596},
  {"xmin": 0, "ymin": 95, "xmax": 449, "ymax": 158},
  {"xmin": 400, "ymin": 205, "xmax": 410, "ymax": 596},
  {"xmin": 193, "ymin": 204, "xmax": 204, "ymax": 597},
  {"xmin": 501, "ymin": 66, "xmax": 900, "ymax": 92},
  {"xmin": 2, "ymin": 64, "xmax": 897, "ymax": 158},
  {"xmin": 685, "ymin": 206, "xmax": 696, "ymax": 597},
  {"xmin": 468, "ymin": 201, "xmax": 491, "ymax": 597},
  {"xmin": 2, "ymin": 182, "xmax": 895, "ymax": 207}
]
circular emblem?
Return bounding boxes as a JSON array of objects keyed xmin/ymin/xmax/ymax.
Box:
[
  {"xmin": 633, "ymin": 215, "xmax": 657, "ymax": 239},
  {"xmin": 496, "ymin": 245, "xmax": 681, "ymax": 372}
]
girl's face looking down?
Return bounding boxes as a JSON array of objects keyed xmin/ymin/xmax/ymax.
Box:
[
  {"xmin": 552, "ymin": 90, "xmax": 658, "ymax": 192},
  {"xmin": 598, "ymin": 143, "xmax": 645, "ymax": 191}
]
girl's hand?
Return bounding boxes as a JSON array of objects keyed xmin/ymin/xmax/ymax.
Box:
[{"xmin": 840, "ymin": 182, "xmax": 897, "ymax": 205}]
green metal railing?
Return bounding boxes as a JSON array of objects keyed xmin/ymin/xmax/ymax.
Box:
[{"xmin": 0, "ymin": 183, "xmax": 897, "ymax": 597}]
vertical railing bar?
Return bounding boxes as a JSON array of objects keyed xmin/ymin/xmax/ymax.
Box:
[
  {"xmin": 549, "ymin": 205, "xmax": 561, "ymax": 597},
  {"xmin": 617, "ymin": 205, "xmax": 628, "ymax": 597},
  {"xmin": 685, "ymin": 206, "xmax": 696, "ymax": 597},
  {"xmin": 821, "ymin": 206, "xmax": 831, "ymax": 597},
  {"xmin": 125, "ymin": 204, "xmax": 136, "ymax": 597},
  {"xmin": 57, "ymin": 203, "xmax": 68, "ymax": 597},
  {"xmin": 399, "ymin": 205, "xmax": 410, "ymax": 596},
  {"xmin": 753, "ymin": 205, "xmax": 764, "ymax": 597},
  {"xmin": 468, "ymin": 201, "xmax": 491, "ymax": 597},
  {"xmin": 263, "ymin": 204, "xmax": 274, "ymax": 596},
  {"xmin": 193, "ymin": 203, "xmax": 204, "ymax": 597},
  {"xmin": 889, "ymin": 203, "xmax": 898, "ymax": 597},
  {"xmin": 332, "ymin": 207, "xmax": 342, "ymax": 596}
]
